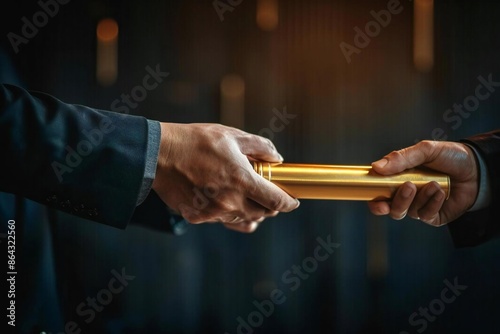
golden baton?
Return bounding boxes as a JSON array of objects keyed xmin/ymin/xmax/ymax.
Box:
[{"xmin": 253, "ymin": 162, "xmax": 450, "ymax": 201}]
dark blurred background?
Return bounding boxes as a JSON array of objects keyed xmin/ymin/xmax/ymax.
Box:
[{"xmin": 1, "ymin": 0, "xmax": 500, "ymax": 333}]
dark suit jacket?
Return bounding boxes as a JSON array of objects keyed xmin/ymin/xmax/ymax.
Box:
[
  {"xmin": 0, "ymin": 83, "xmax": 188, "ymax": 333},
  {"xmin": 448, "ymin": 130, "xmax": 500, "ymax": 247},
  {"xmin": 0, "ymin": 83, "xmax": 185, "ymax": 234}
]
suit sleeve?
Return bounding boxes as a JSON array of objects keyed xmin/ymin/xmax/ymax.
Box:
[
  {"xmin": 447, "ymin": 130, "xmax": 500, "ymax": 247},
  {"xmin": 0, "ymin": 83, "xmax": 151, "ymax": 229}
]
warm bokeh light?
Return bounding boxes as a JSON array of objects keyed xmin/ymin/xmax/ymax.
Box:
[
  {"xmin": 220, "ymin": 74, "xmax": 245, "ymax": 129},
  {"xmin": 414, "ymin": 0, "xmax": 434, "ymax": 72},
  {"xmin": 97, "ymin": 18, "xmax": 119, "ymax": 42},
  {"xmin": 257, "ymin": 0, "xmax": 279, "ymax": 31},
  {"xmin": 221, "ymin": 74, "xmax": 245, "ymax": 98},
  {"xmin": 96, "ymin": 18, "xmax": 118, "ymax": 86}
]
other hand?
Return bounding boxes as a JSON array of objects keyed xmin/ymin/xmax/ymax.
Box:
[{"xmin": 367, "ymin": 140, "xmax": 479, "ymax": 226}]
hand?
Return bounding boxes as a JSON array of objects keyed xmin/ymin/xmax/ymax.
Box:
[
  {"xmin": 152, "ymin": 123, "xmax": 300, "ymax": 233},
  {"xmin": 367, "ymin": 140, "xmax": 479, "ymax": 226}
]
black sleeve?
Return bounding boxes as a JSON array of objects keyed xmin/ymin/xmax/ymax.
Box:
[
  {"xmin": 447, "ymin": 130, "xmax": 500, "ymax": 247},
  {"xmin": 0, "ymin": 83, "xmax": 149, "ymax": 229}
]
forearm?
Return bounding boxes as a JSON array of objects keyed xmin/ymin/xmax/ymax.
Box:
[{"xmin": 0, "ymin": 84, "xmax": 148, "ymax": 228}]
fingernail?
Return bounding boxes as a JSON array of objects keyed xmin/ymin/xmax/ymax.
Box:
[
  {"xmin": 295, "ymin": 199, "xmax": 301, "ymax": 208},
  {"xmin": 278, "ymin": 153, "xmax": 284, "ymax": 161},
  {"xmin": 372, "ymin": 158, "xmax": 388, "ymax": 169},
  {"xmin": 397, "ymin": 210, "xmax": 408, "ymax": 220}
]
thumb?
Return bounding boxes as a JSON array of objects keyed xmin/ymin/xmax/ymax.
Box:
[{"xmin": 372, "ymin": 141, "xmax": 439, "ymax": 175}]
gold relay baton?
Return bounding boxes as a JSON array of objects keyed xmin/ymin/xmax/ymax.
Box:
[{"xmin": 253, "ymin": 162, "xmax": 450, "ymax": 201}]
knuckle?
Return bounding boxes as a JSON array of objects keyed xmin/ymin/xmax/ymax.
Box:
[
  {"xmin": 263, "ymin": 137, "xmax": 275, "ymax": 149},
  {"xmin": 388, "ymin": 149, "xmax": 401, "ymax": 157},
  {"xmin": 217, "ymin": 202, "xmax": 235, "ymax": 214},
  {"xmin": 372, "ymin": 206, "xmax": 384, "ymax": 215},
  {"xmin": 252, "ymin": 135, "xmax": 276, "ymax": 152},
  {"xmin": 268, "ymin": 195, "xmax": 286, "ymax": 211},
  {"xmin": 267, "ymin": 210, "xmax": 279, "ymax": 217},
  {"xmin": 249, "ymin": 212, "xmax": 265, "ymax": 222},
  {"xmin": 385, "ymin": 149, "xmax": 407, "ymax": 166},
  {"xmin": 195, "ymin": 211, "xmax": 218, "ymax": 223},
  {"xmin": 394, "ymin": 148, "xmax": 413, "ymax": 167},
  {"xmin": 231, "ymin": 166, "xmax": 251, "ymax": 186},
  {"xmin": 179, "ymin": 205, "xmax": 199, "ymax": 222},
  {"xmin": 181, "ymin": 204, "xmax": 218, "ymax": 224},
  {"xmin": 418, "ymin": 140, "xmax": 436, "ymax": 153},
  {"xmin": 183, "ymin": 213, "xmax": 203, "ymax": 224},
  {"xmin": 393, "ymin": 148, "xmax": 406, "ymax": 159},
  {"xmin": 215, "ymin": 199, "xmax": 237, "ymax": 213}
]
